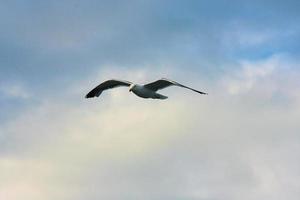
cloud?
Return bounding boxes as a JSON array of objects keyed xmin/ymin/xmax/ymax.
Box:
[
  {"xmin": 0, "ymin": 83, "xmax": 31, "ymax": 99},
  {"xmin": 1, "ymin": 1, "xmax": 300, "ymax": 199},
  {"xmin": 0, "ymin": 67, "xmax": 204, "ymax": 199},
  {"xmin": 221, "ymin": 54, "xmax": 300, "ymax": 106},
  {"xmin": 1, "ymin": 0, "xmax": 299, "ymax": 97},
  {"xmin": 1, "ymin": 63, "xmax": 300, "ymax": 200}
]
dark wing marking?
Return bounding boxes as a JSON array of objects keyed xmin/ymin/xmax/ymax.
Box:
[
  {"xmin": 85, "ymin": 79, "xmax": 132, "ymax": 98},
  {"xmin": 144, "ymin": 78, "xmax": 207, "ymax": 95}
]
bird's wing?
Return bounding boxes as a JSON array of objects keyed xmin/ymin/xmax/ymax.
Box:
[
  {"xmin": 144, "ymin": 78, "xmax": 207, "ymax": 95},
  {"xmin": 85, "ymin": 79, "xmax": 132, "ymax": 98}
]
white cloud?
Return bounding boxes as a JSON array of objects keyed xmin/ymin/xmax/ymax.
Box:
[
  {"xmin": 0, "ymin": 64, "xmax": 300, "ymax": 200},
  {"xmin": 224, "ymin": 56, "xmax": 277, "ymax": 95},
  {"xmin": 221, "ymin": 55, "xmax": 300, "ymax": 106}
]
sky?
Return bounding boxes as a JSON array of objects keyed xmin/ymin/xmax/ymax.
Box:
[{"xmin": 0, "ymin": 0, "xmax": 300, "ymax": 199}]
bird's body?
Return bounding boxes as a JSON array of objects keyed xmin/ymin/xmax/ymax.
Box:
[
  {"xmin": 85, "ymin": 78, "xmax": 207, "ymax": 100},
  {"xmin": 129, "ymin": 84, "xmax": 168, "ymax": 99}
]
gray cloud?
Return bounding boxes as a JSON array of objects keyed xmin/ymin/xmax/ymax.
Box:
[{"xmin": 1, "ymin": 0, "xmax": 299, "ymax": 84}]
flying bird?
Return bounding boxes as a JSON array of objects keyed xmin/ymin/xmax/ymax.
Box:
[{"xmin": 85, "ymin": 78, "xmax": 207, "ymax": 100}]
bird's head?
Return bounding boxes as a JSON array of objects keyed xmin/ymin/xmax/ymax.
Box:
[{"xmin": 129, "ymin": 84, "xmax": 135, "ymax": 92}]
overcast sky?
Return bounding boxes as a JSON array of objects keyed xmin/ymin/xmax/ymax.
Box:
[{"xmin": 1, "ymin": 1, "xmax": 300, "ymax": 200}]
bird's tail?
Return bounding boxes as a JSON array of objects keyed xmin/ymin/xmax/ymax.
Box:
[{"xmin": 154, "ymin": 93, "xmax": 168, "ymax": 100}]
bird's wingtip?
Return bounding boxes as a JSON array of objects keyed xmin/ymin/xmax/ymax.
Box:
[{"xmin": 85, "ymin": 93, "xmax": 94, "ymax": 98}]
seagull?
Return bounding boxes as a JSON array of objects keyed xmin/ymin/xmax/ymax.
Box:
[{"xmin": 85, "ymin": 78, "xmax": 207, "ymax": 100}]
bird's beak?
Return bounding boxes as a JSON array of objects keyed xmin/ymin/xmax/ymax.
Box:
[{"xmin": 129, "ymin": 88, "xmax": 132, "ymax": 92}]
